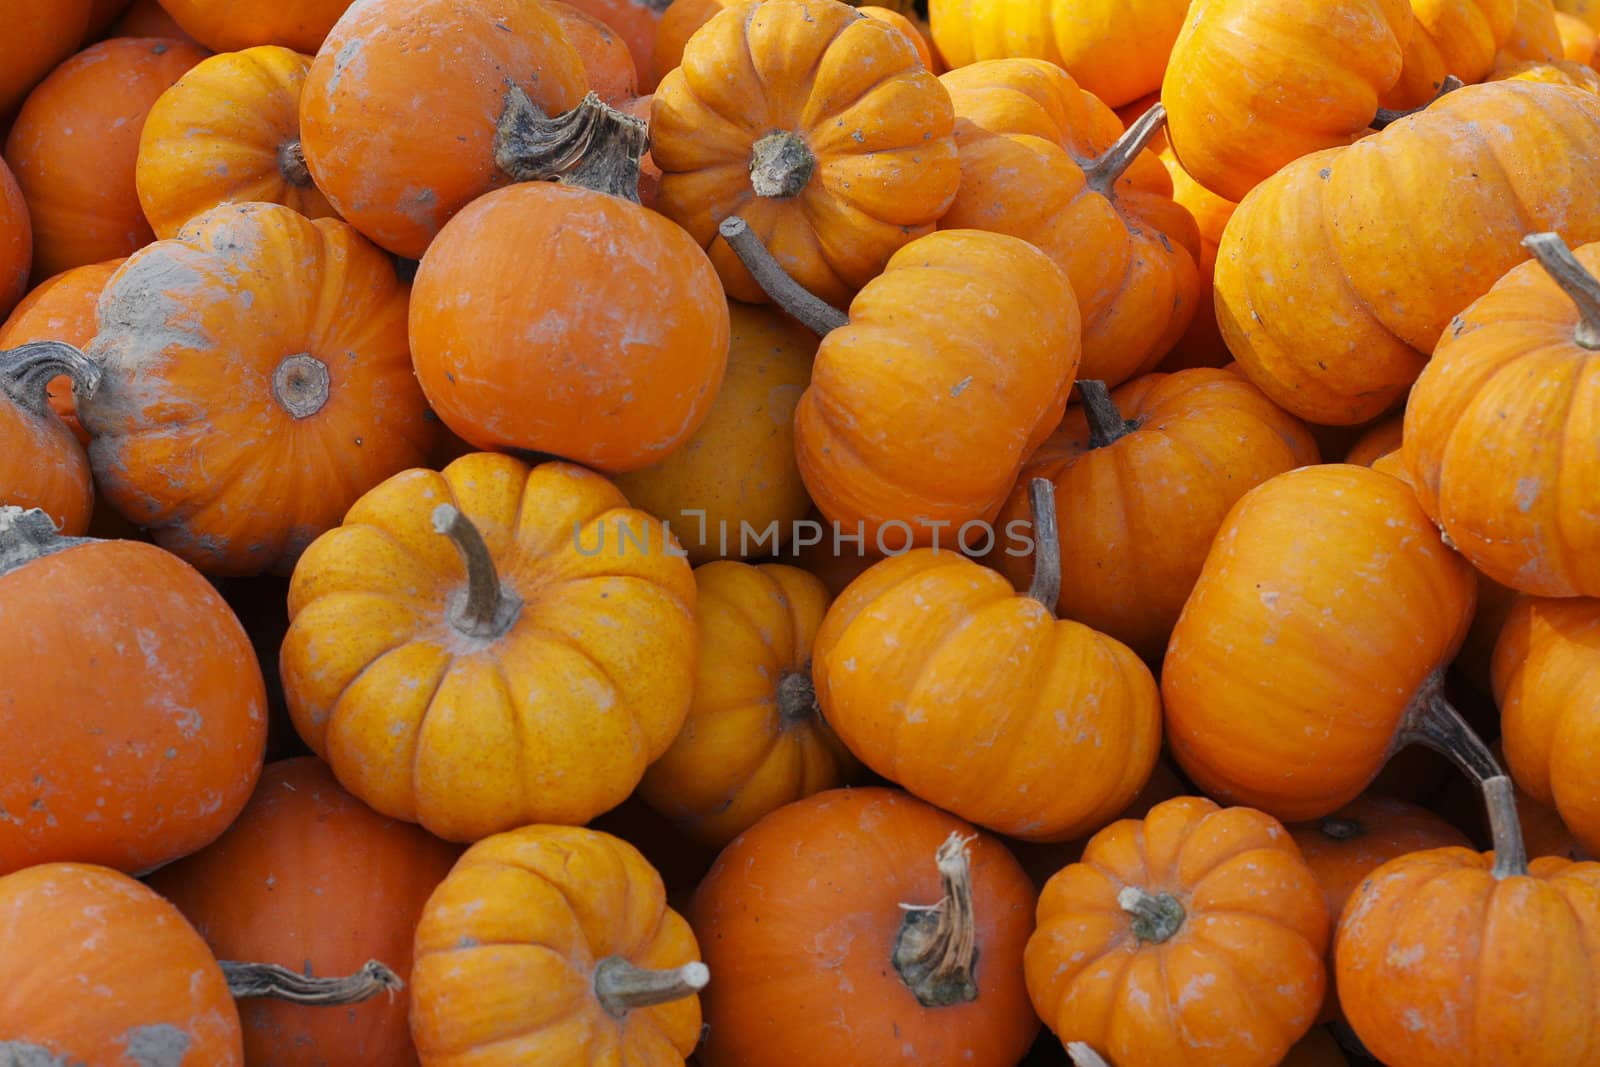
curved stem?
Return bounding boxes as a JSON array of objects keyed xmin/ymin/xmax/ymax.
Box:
[
  {"xmin": 430, "ymin": 504, "xmax": 523, "ymax": 640},
  {"xmin": 0, "ymin": 341, "xmax": 101, "ymax": 419},
  {"xmin": 717, "ymin": 216, "xmax": 848, "ymax": 336},
  {"xmin": 221, "ymin": 959, "xmax": 402, "ymax": 1005},
  {"xmin": 776, "ymin": 667, "xmax": 819, "ymax": 725},
  {"xmin": 1067, "ymin": 1044, "xmax": 1113, "ymax": 1067},
  {"xmin": 495, "ymin": 89, "xmax": 647, "ymax": 202},
  {"xmin": 1395, "ymin": 670, "xmax": 1527, "ymax": 878},
  {"xmin": 1117, "ymin": 885, "xmax": 1186, "ymax": 943},
  {"xmin": 892, "ymin": 832, "xmax": 980, "ymax": 1008},
  {"xmin": 0, "ymin": 506, "xmax": 94, "ymax": 576},
  {"xmin": 1523, "ymin": 232, "xmax": 1600, "ymax": 349},
  {"xmin": 1372, "ymin": 74, "xmax": 1464, "ymax": 129},
  {"xmin": 277, "ymin": 140, "xmax": 313, "ymax": 188},
  {"xmin": 592, "ymin": 957, "xmax": 709, "ymax": 1018},
  {"xmin": 1319, "ymin": 816, "xmax": 1364, "ymax": 841},
  {"xmin": 1082, "ymin": 101, "xmax": 1166, "ymax": 197},
  {"xmin": 1026, "ymin": 477, "xmax": 1061, "ymax": 614},
  {"xmin": 1077, "ymin": 380, "xmax": 1137, "ymax": 449}
]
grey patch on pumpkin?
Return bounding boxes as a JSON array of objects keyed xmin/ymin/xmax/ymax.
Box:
[
  {"xmin": 0, "ymin": 1041, "xmax": 86, "ymax": 1066},
  {"xmin": 122, "ymin": 1026, "xmax": 191, "ymax": 1067}
]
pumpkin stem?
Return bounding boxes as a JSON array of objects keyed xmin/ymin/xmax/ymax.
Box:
[
  {"xmin": 1026, "ymin": 477, "xmax": 1062, "ymax": 614},
  {"xmin": 0, "ymin": 506, "xmax": 94, "ymax": 575},
  {"xmin": 776, "ymin": 667, "xmax": 819, "ymax": 725},
  {"xmin": 718, "ymin": 215, "xmax": 849, "ymax": 336},
  {"xmin": 1522, "ymin": 232, "xmax": 1600, "ymax": 349},
  {"xmin": 221, "ymin": 959, "xmax": 402, "ymax": 1005},
  {"xmin": 0, "ymin": 340, "xmax": 101, "ymax": 420},
  {"xmin": 1067, "ymin": 1043, "xmax": 1113, "ymax": 1067},
  {"xmin": 1082, "ymin": 101, "xmax": 1166, "ymax": 197},
  {"xmin": 1077, "ymin": 380, "xmax": 1138, "ymax": 449},
  {"xmin": 271, "ymin": 354, "xmax": 330, "ymax": 419},
  {"xmin": 277, "ymin": 140, "xmax": 313, "ymax": 188},
  {"xmin": 592, "ymin": 957, "xmax": 709, "ymax": 1018},
  {"xmin": 892, "ymin": 832, "xmax": 981, "ymax": 1008},
  {"xmin": 1117, "ymin": 885, "xmax": 1186, "ymax": 943},
  {"xmin": 430, "ymin": 504, "xmax": 523, "ymax": 640},
  {"xmin": 1319, "ymin": 816, "xmax": 1364, "ymax": 841},
  {"xmin": 749, "ymin": 131, "xmax": 817, "ymax": 199},
  {"xmin": 1396, "ymin": 670, "xmax": 1529, "ymax": 878},
  {"xmin": 1371, "ymin": 75, "xmax": 1465, "ymax": 129},
  {"xmin": 495, "ymin": 88, "xmax": 647, "ymax": 202}
]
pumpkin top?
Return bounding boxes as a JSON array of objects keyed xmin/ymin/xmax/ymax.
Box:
[{"xmin": 0, "ymin": 506, "xmax": 96, "ymax": 574}]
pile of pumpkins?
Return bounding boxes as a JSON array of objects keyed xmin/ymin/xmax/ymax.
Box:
[{"xmin": 4, "ymin": 0, "xmax": 1600, "ymax": 1064}]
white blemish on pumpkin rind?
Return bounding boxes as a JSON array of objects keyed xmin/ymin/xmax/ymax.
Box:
[
  {"xmin": 0, "ymin": 1041, "xmax": 82, "ymax": 1065},
  {"xmin": 120, "ymin": 1025, "xmax": 191, "ymax": 1067}
]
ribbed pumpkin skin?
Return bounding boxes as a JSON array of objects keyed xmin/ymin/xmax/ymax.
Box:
[
  {"xmin": 1384, "ymin": 0, "xmax": 1517, "ymax": 108},
  {"xmin": 147, "ymin": 758, "xmax": 460, "ymax": 1067},
  {"xmin": 0, "ymin": 258, "xmax": 124, "ymax": 442},
  {"xmin": 4, "ymin": 38, "xmax": 209, "ymax": 282},
  {"xmin": 80, "ymin": 201, "xmax": 435, "ymax": 576},
  {"xmin": 1162, "ymin": 465, "xmax": 1478, "ymax": 822},
  {"xmin": 0, "ymin": 1, "xmax": 93, "ymax": 118},
  {"xmin": 1217, "ymin": 81, "xmax": 1600, "ymax": 426},
  {"xmin": 155, "ymin": 0, "xmax": 351, "ymax": 53},
  {"xmin": 0, "ymin": 863, "xmax": 244, "ymax": 1065},
  {"xmin": 137, "ymin": 45, "xmax": 336, "ymax": 239}
]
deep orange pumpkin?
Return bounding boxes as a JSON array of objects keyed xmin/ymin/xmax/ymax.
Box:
[
  {"xmin": 1557, "ymin": 8, "xmax": 1600, "ymax": 59},
  {"xmin": 0, "ymin": 343, "xmax": 94, "ymax": 535},
  {"xmin": 0, "ymin": 2, "xmax": 94, "ymax": 119},
  {"xmin": 1382, "ymin": 0, "xmax": 1517, "ymax": 109},
  {"xmin": 546, "ymin": 0, "xmax": 640, "ymax": 106},
  {"xmin": 0, "ymin": 156, "xmax": 27, "ymax": 320},
  {"xmin": 154, "ymin": 0, "xmax": 350, "ymax": 52},
  {"xmin": 0, "ymin": 257, "xmax": 123, "ymax": 443},
  {"xmin": 112, "ymin": 0, "xmax": 199, "ymax": 43},
  {"xmin": 563, "ymin": 0, "xmax": 673, "ymax": 91}
]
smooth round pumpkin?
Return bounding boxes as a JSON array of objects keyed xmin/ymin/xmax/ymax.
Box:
[
  {"xmin": 995, "ymin": 370, "xmax": 1319, "ymax": 661},
  {"xmin": 0, "ymin": 343, "xmax": 93, "ymax": 534},
  {"xmin": 548, "ymin": 0, "xmax": 639, "ymax": 106},
  {"xmin": 410, "ymin": 171, "xmax": 729, "ymax": 474},
  {"xmin": 1163, "ymin": 464, "xmax": 1478, "ymax": 821},
  {"xmin": 692, "ymin": 787, "xmax": 1038, "ymax": 1067},
  {"xmin": 564, "ymin": 0, "xmax": 672, "ymax": 91},
  {"xmin": 652, "ymin": 0, "xmax": 959, "ymax": 307},
  {"xmin": 928, "ymin": 0, "xmax": 1190, "ymax": 108},
  {"xmin": 412, "ymin": 824, "xmax": 706, "ymax": 1065},
  {"xmin": 154, "ymin": 0, "xmax": 349, "ymax": 52},
  {"xmin": 614, "ymin": 301, "xmax": 815, "ymax": 563},
  {"xmin": 1027, "ymin": 795, "xmax": 1331, "ymax": 1067},
  {"xmin": 1557, "ymin": 8, "xmax": 1600, "ymax": 57},
  {"xmin": 1343, "ymin": 415, "xmax": 1405, "ymax": 467},
  {"xmin": 4, "ymin": 37, "xmax": 208, "ymax": 282},
  {"xmin": 938, "ymin": 60, "xmax": 1201, "ymax": 386},
  {"xmin": 0, "ymin": 1, "xmax": 93, "ymax": 118},
  {"xmin": 281, "ymin": 452, "xmax": 698, "ymax": 842},
  {"xmin": 112, "ymin": 0, "xmax": 199, "ymax": 42},
  {"xmin": 0, "ymin": 507, "xmax": 267, "ymax": 876},
  {"xmin": 147, "ymin": 757, "xmax": 460, "ymax": 1066},
  {"xmin": 1217, "ymin": 81, "xmax": 1600, "ymax": 425},
  {"xmin": 79, "ymin": 200, "xmax": 434, "ymax": 575},
  {"xmin": 0, "ymin": 156, "xmax": 27, "ymax": 320},
  {"xmin": 0, "ymin": 257, "xmax": 123, "ymax": 442},
  {"xmin": 1493, "ymin": 595, "xmax": 1600, "ymax": 856},
  {"xmin": 0, "ymin": 862, "xmax": 244, "ymax": 1064},
  {"xmin": 1405, "ymin": 232, "xmax": 1600, "ymax": 597},
  {"xmin": 637, "ymin": 562, "xmax": 856, "ymax": 847},
  {"xmin": 136, "ymin": 45, "xmax": 335, "ymax": 239},
  {"xmin": 813, "ymin": 480, "xmax": 1162, "ymax": 842},
  {"xmin": 300, "ymin": 0, "xmax": 588, "ymax": 258}
]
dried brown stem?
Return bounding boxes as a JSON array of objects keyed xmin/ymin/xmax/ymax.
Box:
[
  {"xmin": 717, "ymin": 215, "xmax": 848, "ymax": 336},
  {"xmin": 221, "ymin": 959, "xmax": 402, "ymax": 1005}
]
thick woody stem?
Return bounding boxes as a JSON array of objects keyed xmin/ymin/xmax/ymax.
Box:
[
  {"xmin": 717, "ymin": 215, "xmax": 849, "ymax": 336},
  {"xmin": 1082, "ymin": 102, "xmax": 1167, "ymax": 197},
  {"xmin": 495, "ymin": 88, "xmax": 647, "ymax": 202},
  {"xmin": 776, "ymin": 668, "xmax": 819, "ymax": 725},
  {"xmin": 221, "ymin": 959, "xmax": 402, "ymax": 1005},
  {"xmin": 1026, "ymin": 477, "xmax": 1062, "ymax": 614},
  {"xmin": 749, "ymin": 131, "xmax": 816, "ymax": 198},
  {"xmin": 271, "ymin": 354, "xmax": 330, "ymax": 419},
  {"xmin": 430, "ymin": 504, "xmax": 523, "ymax": 640},
  {"xmin": 1395, "ymin": 670, "xmax": 1528, "ymax": 878},
  {"xmin": 1523, "ymin": 232, "xmax": 1600, "ymax": 350},
  {"xmin": 892, "ymin": 832, "xmax": 981, "ymax": 1008},
  {"xmin": 1118, "ymin": 885, "xmax": 1186, "ymax": 943},
  {"xmin": 0, "ymin": 341, "xmax": 101, "ymax": 419},
  {"xmin": 1372, "ymin": 75, "xmax": 1465, "ymax": 129},
  {"xmin": 278, "ymin": 140, "xmax": 313, "ymax": 188},
  {"xmin": 592, "ymin": 957, "xmax": 709, "ymax": 1018},
  {"xmin": 1077, "ymin": 380, "xmax": 1138, "ymax": 449}
]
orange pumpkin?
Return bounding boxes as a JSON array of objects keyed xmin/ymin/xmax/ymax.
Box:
[
  {"xmin": 1557, "ymin": 8, "xmax": 1600, "ymax": 57},
  {"xmin": 651, "ymin": 0, "xmax": 959, "ymax": 307},
  {"xmin": 0, "ymin": 257, "xmax": 123, "ymax": 443},
  {"xmin": 638, "ymin": 562, "xmax": 857, "ymax": 847},
  {"xmin": 0, "ymin": 156, "xmax": 27, "ymax": 320},
  {"xmin": 1163, "ymin": 464, "xmax": 1479, "ymax": 821},
  {"xmin": 928, "ymin": 0, "xmax": 1191, "ymax": 108},
  {"xmin": 0, "ymin": 2, "xmax": 93, "ymax": 119},
  {"xmin": 1162, "ymin": 0, "xmax": 1414, "ymax": 202},
  {"xmin": 137, "ymin": 45, "xmax": 335, "ymax": 240},
  {"xmin": 547, "ymin": 1, "xmax": 639, "ymax": 106},
  {"xmin": 995, "ymin": 370, "xmax": 1319, "ymax": 661},
  {"xmin": 79, "ymin": 201, "xmax": 433, "ymax": 575},
  {"xmin": 1497, "ymin": 0, "xmax": 1566, "ymax": 59},
  {"xmin": 0, "ymin": 507, "xmax": 266, "ymax": 876},
  {"xmin": 861, "ymin": 5, "xmax": 940, "ymax": 69},
  {"xmin": 4, "ymin": 37, "xmax": 208, "ymax": 282},
  {"xmin": 1155, "ymin": 146, "xmax": 1238, "ymax": 372},
  {"xmin": 1343, "ymin": 415, "xmax": 1406, "ymax": 467},
  {"xmin": 1559, "ymin": 0, "xmax": 1600, "ymax": 30},
  {"xmin": 1217, "ymin": 81, "xmax": 1600, "ymax": 425},
  {"xmin": 300, "ymin": 0, "xmax": 588, "ymax": 258},
  {"xmin": 148, "ymin": 757, "xmax": 460, "ymax": 1066},
  {"xmin": 563, "ymin": 0, "xmax": 672, "ymax": 91},
  {"xmin": 939, "ymin": 60, "xmax": 1201, "ymax": 385},
  {"xmin": 692, "ymin": 787, "xmax": 1039, "ymax": 1067},
  {"xmin": 615, "ymin": 301, "xmax": 815, "ymax": 563},
  {"xmin": 409, "ymin": 113, "xmax": 729, "ymax": 474},
  {"xmin": 1382, "ymin": 0, "xmax": 1517, "ymax": 109},
  {"xmin": 0, "ymin": 862, "xmax": 244, "ymax": 1063},
  {"xmin": 814, "ymin": 480, "xmax": 1162, "ymax": 841},
  {"xmin": 0, "ymin": 342, "xmax": 94, "ymax": 535},
  {"xmin": 154, "ymin": 0, "xmax": 350, "ymax": 52},
  {"xmin": 86, "ymin": 0, "xmax": 134, "ymax": 39},
  {"xmin": 651, "ymin": 0, "xmax": 731, "ymax": 76},
  {"xmin": 1489, "ymin": 53, "xmax": 1600, "ymax": 85},
  {"xmin": 1027, "ymin": 796, "xmax": 1331, "ymax": 1067},
  {"xmin": 112, "ymin": 0, "xmax": 200, "ymax": 43},
  {"xmin": 412, "ymin": 824, "xmax": 707, "ymax": 1065},
  {"xmin": 1405, "ymin": 232, "xmax": 1600, "ymax": 597},
  {"xmin": 1493, "ymin": 595, "xmax": 1600, "ymax": 856},
  {"xmin": 281, "ymin": 452, "xmax": 698, "ymax": 842}
]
